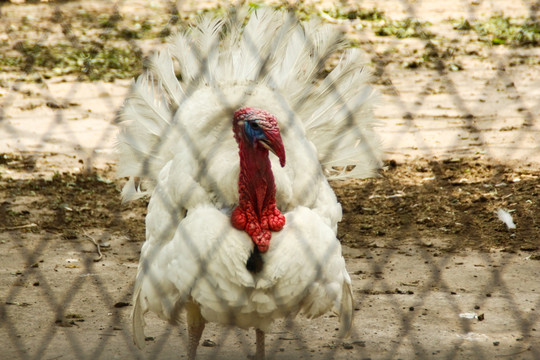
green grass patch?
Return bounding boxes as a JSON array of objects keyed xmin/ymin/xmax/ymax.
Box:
[
  {"xmin": 453, "ymin": 15, "xmax": 540, "ymax": 46},
  {"xmin": 295, "ymin": 5, "xmax": 434, "ymax": 40},
  {"xmin": 0, "ymin": 41, "xmax": 142, "ymax": 81},
  {"xmin": 68, "ymin": 9, "xmax": 170, "ymax": 41},
  {"xmin": 374, "ymin": 18, "xmax": 434, "ymax": 39},
  {"xmin": 321, "ymin": 7, "xmax": 385, "ymax": 21}
]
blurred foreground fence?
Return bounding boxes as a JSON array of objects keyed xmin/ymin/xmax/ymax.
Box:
[{"xmin": 0, "ymin": 1, "xmax": 539, "ymax": 359}]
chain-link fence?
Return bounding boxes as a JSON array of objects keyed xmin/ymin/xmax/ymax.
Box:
[{"xmin": 1, "ymin": 1, "xmax": 539, "ymax": 359}]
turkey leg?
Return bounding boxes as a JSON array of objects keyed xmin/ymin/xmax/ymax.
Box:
[
  {"xmin": 186, "ymin": 302, "xmax": 205, "ymax": 360},
  {"xmin": 255, "ymin": 328, "xmax": 265, "ymax": 360}
]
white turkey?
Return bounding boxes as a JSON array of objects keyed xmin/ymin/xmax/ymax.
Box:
[{"xmin": 117, "ymin": 6, "xmax": 380, "ymax": 359}]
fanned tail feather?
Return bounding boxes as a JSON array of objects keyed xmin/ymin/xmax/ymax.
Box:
[
  {"xmin": 338, "ymin": 281, "xmax": 354, "ymax": 338},
  {"xmin": 117, "ymin": 6, "xmax": 381, "ymax": 202},
  {"xmin": 147, "ymin": 49, "xmax": 184, "ymax": 109},
  {"xmin": 132, "ymin": 285, "xmax": 146, "ymax": 349}
]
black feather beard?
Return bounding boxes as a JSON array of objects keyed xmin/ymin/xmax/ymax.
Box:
[{"xmin": 246, "ymin": 247, "xmax": 264, "ymax": 273}]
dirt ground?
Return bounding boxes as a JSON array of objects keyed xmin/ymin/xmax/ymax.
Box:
[{"xmin": 1, "ymin": 1, "xmax": 540, "ymax": 359}]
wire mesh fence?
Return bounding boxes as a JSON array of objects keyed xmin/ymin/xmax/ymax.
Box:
[{"xmin": 1, "ymin": 1, "xmax": 539, "ymax": 359}]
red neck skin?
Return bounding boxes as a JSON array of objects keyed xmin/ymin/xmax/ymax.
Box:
[{"xmin": 231, "ymin": 141, "xmax": 285, "ymax": 253}]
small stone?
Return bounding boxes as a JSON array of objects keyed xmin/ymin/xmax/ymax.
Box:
[
  {"xmin": 343, "ymin": 342, "xmax": 354, "ymax": 350},
  {"xmin": 113, "ymin": 301, "xmax": 130, "ymax": 308},
  {"xmin": 202, "ymin": 339, "xmax": 216, "ymax": 347},
  {"xmin": 409, "ymin": 306, "xmax": 414, "ymax": 311},
  {"xmin": 493, "ymin": 341, "xmax": 500, "ymax": 346},
  {"xmin": 422, "ymin": 240, "xmax": 433, "ymax": 247}
]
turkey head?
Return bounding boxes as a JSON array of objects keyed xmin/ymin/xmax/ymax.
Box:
[{"xmin": 231, "ymin": 107, "xmax": 286, "ymax": 255}]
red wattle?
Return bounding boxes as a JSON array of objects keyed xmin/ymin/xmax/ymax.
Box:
[
  {"xmin": 232, "ymin": 204, "xmax": 281, "ymax": 254},
  {"xmin": 231, "ymin": 207, "xmax": 247, "ymax": 230},
  {"xmin": 232, "ymin": 108, "xmax": 286, "ymax": 254},
  {"xmin": 266, "ymin": 206, "xmax": 286, "ymax": 232},
  {"xmin": 254, "ymin": 230, "xmax": 271, "ymax": 253}
]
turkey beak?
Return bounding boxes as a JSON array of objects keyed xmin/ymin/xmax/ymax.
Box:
[{"xmin": 260, "ymin": 134, "xmax": 286, "ymax": 167}]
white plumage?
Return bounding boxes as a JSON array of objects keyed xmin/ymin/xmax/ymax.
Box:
[
  {"xmin": 117, "ymin": 7, "xmax": 381, "ymax": 359},
  {"xmin": 496, "ymin": 208, "xmax": 516, "ymax": 229}
]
